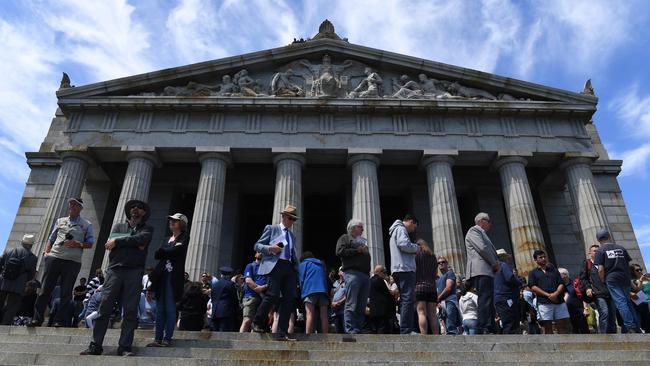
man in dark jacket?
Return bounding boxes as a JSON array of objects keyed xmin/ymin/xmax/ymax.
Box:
[
  {"xmin": 81, "ymin": 200, "xmax": 153, "ymax": 356},
  {"xmin": 211, "ymin": 266, "xmax": 239, "ymax": 332},
  {"xmin": 580, "ymin": 244, "xmax": 616, "ymax": 333},
  {"xmin": 368, "ymin": 265, "xmax": 394, "ymax": 334},
  {"xmin": 335, "ymin": 218, "xmax": 371, "ymax": 334},
  {"xmin": 493, "ymin": 249, "xmax": 521, "ymax": 334},
  {"xmin": 0, "ymin": 234, "xmax": 38, "ymax": 325}
]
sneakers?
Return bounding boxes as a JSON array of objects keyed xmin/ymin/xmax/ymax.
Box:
[
  {"xmin": 79, "ymin": 342, "xmax": 103, "ymax": 356},
  {"xmin": 117, "ymin": 347, "xmax": 135, "ymax": 357},
  {"xmin": 252, "ymin": 323, "xmax": 268, "ymax": 333},
  {"xmin": 26, "ymin": 320, "xmax": 42, "ymax": 328},
  {"xmin": 275, "ymin": 334, "xmax": 297, "ymax": 342}
]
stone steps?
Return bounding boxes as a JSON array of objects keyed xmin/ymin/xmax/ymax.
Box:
[{"xmin": 0, "ymin": 326, "xmax": 648, "ymax": 365}]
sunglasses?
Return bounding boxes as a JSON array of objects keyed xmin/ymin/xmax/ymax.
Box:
[
  {"xmin": 636, "ymin": 269, "xmax": 643, "ymax": 273},
  {"xmin": 287, "ymin": 217, "xmax": 297, "ymax": 221},
  {"xmin": 132, "ymin": 204, "xmax": 145, "ymax": 210},
  {"xmin": 438, "ymin": 261, "xmax": 447, "ymax": 264}
]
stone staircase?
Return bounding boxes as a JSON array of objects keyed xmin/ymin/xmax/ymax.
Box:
[{"xmin": 0, "ymin": 326, "xmax": 648, "ymax": 365}]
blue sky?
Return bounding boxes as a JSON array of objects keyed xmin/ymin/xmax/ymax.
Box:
[{"xmin": 0, "ymin": 0, "xmax": 648, "ymax": 268}]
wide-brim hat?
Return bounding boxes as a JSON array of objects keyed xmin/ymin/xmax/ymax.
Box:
[
  {"xmin": 280, "ymin": 204, "xmax": 299, "ymax": 219},
  {"xmin": 496, "ymin": 249, "xmax": 510, "ymax": 257},
  {"xmin": 21, "ymin": 234, "xmax": 35, "ymax": 246},
  {"xmin": 125, "ymin": 200, "xmax": 151, "ymax": 221}
]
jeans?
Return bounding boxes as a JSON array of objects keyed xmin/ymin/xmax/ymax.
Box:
[
  {"xmin": 606, "ymin": 282, "xmax": 640, "ymax": 331},
  {"xmin": 343, "ymin": 270, "xmax": 369, "ymax": 334},
  {"xmin": 155, "ymin": 272, "xmax": 176, "ymax": 341},
  {"xmin": 444, "ymin": 300, "xmax": 460, "ymax": 335},
  {"xmin": 473, "ymin": 275, "xmax": 495, "ymax": 333},
  {"xmin": 462, "ymin": 318, "xmax": 479, "ymax": 335},
  {"xmin": 394, "ymin": 271, "xmax": 416, "ymax": 334},
  {"xmin": 593, "ymin": 297, "xmax": 617, "ymax": 333}
]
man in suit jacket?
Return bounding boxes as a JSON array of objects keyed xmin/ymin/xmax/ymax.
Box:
[
  {"xmin": 0, "ymin": 234, "xmax": 38, "ymax": 325},
  {"xmin": 210, "ymin": 266, "xmax": 239, "ymax": 332},
  {"xmin": 252, "ymin": 205, "xmax": 299, "ymax": 341},
  {"xmin": 464, "ymin": 212, "xmax": 500, "ymax": 334}
]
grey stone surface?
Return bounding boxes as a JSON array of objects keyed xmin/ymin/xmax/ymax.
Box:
[{"xmin": 271, "ymin": 152, "xmax": 305, "ymax": 257}]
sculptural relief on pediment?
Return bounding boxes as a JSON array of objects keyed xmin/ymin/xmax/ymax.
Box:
[{"xmin": 136, "ymin": 53, "xmax": 528, "ymax": 101}]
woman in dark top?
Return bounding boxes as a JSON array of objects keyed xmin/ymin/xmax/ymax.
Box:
[
  {"xmin": 178, "ymin": 281, "xmax": 208, "ymax": 331},
  {"xmin": 147, "ymin": 213, "xmax": 190, "ymax": 347},
  {"xmin": 415, "ymin": 239, "xmax": 439, "ymax": 334},
  {"xmin": 630, "ymin": 264, "xmax": 650, "ymax": 332}
]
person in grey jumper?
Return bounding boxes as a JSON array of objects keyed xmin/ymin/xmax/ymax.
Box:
[
  {"xmin": 0, "ymin": 234, "xmax": 38, "ymax": 325},
  {"xmin": 464, "ymin": 212, "xmax": 500, "ymax": 334},
  {"xmin": 388, "ymin": 214, "xmax": 421, "ymax": 334}
]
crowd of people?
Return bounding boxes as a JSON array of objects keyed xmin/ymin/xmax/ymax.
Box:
[{"xmin": 0, "ymin": 197, "xmax": 648, "ymax": 357}]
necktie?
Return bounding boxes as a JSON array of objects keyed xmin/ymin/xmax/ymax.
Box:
[{"xmin": 284, "ymin": 228, "xmax": 291, "ymax": 261}]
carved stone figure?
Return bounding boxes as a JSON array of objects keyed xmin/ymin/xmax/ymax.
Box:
[
  {"xmin": 447, "ymin": 82, "xmax": 496, "ymax": 100},
  {"xmin": 582, "ymin": 79, "xmax": 594, "ymax": 95},
  {"xmin": 348, "ymin": 67, "xmax": 383, "ymax": 98},
  {"xmin": 418, "ymin": 74, "xmax": 452, "ymax": 98},
  {"xmin": 234, "ymin": 69, "xmax": 264, "ymax": 97},
  {"xmin": 59, "ymin": 72, "xmax": 73, "ymax": 89},
  {"xmin": 391, "ymin": 75, "xmax": 424, "ymax": 99},
  {"xmin": 271, "ymin": 69, "xmax": 305, "ymax": 97}
]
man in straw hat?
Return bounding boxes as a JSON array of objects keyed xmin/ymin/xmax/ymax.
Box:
[
  {"xmin": 0, "ymin": 234, "xmax": 38, "ymax": 324},
  {"xmin": 29, "ymin": 197, "xmax": 94, "ymax": 328},
  {"xmin": 81, "ymin": 199, "xmax": 154, "ymax": 356},
  {"xmin": 251, "ymin": 204, "xmax": 300, "ymax": 341},
  {"xmin": 494, "ymin": 248, "xmax": 521, "ymax": 334}
]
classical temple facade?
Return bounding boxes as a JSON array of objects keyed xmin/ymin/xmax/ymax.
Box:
[{"xmin": 5, "ymin": 21, "xmax": 644, "ymax": 280}]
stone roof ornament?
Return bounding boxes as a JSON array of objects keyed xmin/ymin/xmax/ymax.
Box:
[
  {"xmin": 581, "ymin": 78, "xmax": 595, "ymax": 96},
  {"xmin": 312, "ymin": 19, "xmax": 347, "ymax": 42},
  {"xmin": 59, "ymin": 72, "xmax": 73, "ymax": 90}
]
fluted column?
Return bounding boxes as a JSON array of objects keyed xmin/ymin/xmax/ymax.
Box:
[
  {"xmin": 422, "ymin": 155, "xmax": 466, "ymax": 275},
  {"xmin": 561, "ymin": 157, "xmax": 609, "ymax": 252},
  {"xmin": 186, "ymin": 153, "xmax": 231, "ymax": 280},
  {"xmin": 101, "ymin": 152, "xmax": 157, "ymax": 269},
  {"xmin": 272, "ymin": 153, "xmax": 305, "ymax": 257},
  {"xmin": 35, "ymin": 152, "xmax": 92, "ymax": 266},
  {"xmin": 349, "ymin": 154, "xmax": 384, "ymax": 269},
  {"xmin": 494, "ymin": 156, "xmax": 547, "ymax": 274}
]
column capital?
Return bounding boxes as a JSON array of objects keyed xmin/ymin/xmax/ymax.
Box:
[
  {"xmin": 348, "ymin": 153, "xmax": 380, "ymax": 167},
  {"xmin": 272, "ymin": 153, "xmax": 306, "ymax": 167},
  {"xmin": 58, "ymin": 150, "xmax": 95, "ymax": 166},
  {"xmin": 559, "ymin": 155, "xmax": 597, "ymax": 171},
  {"xmin": 493, "ymin": 155, "xmax": 528, "ymax": 171},
  {"xmin": 421, "ymin": 154, "xmax": 456, "ymax": 169},
  {"xmin": 199, "ymin": 152, "xmax": 232, "ymax": 166},
  {"xmin": 125, "ymin": 151, "xmax": 161, "ymax": 167}
]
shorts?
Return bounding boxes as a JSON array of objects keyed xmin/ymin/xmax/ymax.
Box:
[
  {"xmin": 304, "ymin": 293, "xmax": 329, "ymax": 307},
  {"xmin": 415, "ymin": 292, "xmax": 437, "ymax": 303},
  {"xmin": 242, "ymin": 296, "xmax": 261, "ymax": 318},
  {"xmin": 537, "ymin": 302, "xmax": 570, "ymax": 321}
]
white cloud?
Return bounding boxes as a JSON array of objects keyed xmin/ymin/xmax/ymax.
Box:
[
  {"xmin": 609, "ymin": 84, "xmax": 650, "ymax": 138},
  {"xmin": 613, "ymin": 144, "xmax": 650, "ymax": 178}
]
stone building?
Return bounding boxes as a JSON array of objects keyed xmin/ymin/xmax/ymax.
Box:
[{"xmin": 5, "ymin": 21, "xmax": 643, "ymax": 280}]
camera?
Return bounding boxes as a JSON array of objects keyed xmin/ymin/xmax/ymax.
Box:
[{"xmin": 65, "ymin": 233, "xmax": 74, "ymax": 240}]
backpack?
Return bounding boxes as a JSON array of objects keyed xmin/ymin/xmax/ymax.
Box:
[
  {"xmin": 574, "ymin": 260, "xmax": 594, "ymax": 303},
  {"xmin": 1, "ymin": 249, "xmax": 25, "ymax": 280}
]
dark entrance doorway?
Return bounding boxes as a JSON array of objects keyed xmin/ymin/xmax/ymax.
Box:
[
  {"xmin": 303, "ymin": 194, "xmax": 346, "ymax": 271},
  {"xmin": 235, "ymin": 194, "xmax": 274, "ymax": 271}
]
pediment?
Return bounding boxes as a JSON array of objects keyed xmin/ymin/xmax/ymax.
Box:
[{"xmin": 56, "ymin": 37, "xmax": 596, "ymax": 106}]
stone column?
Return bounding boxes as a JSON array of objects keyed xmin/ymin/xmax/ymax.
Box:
[
  {"xmin": 349, "ymin": 153, "xmax": 384, "ymax": 269},
  {"xmin": 561, "ymin": 157, "xmax": 609, "ymax": 252},
  {"xmin": 494, "ymin": 156, "xmax": 547, "ymax": 274},
  {"xmin": 272, "ymin": 153, "xmax": 305, "ymax": 257},
  {"xmin": 34, "ymin": 152, "xmax": 92, "ymax": 266},
  {"xmin": 101, "ymin": 151, "xmax": 157, "ymax": 269},
  {"xmin": 186, "ymin": 152, "xmax": 230, "ymax": 280},
  {"xmin": 422, "ymin": 155, "xmax": 466, "ymax": 275}
]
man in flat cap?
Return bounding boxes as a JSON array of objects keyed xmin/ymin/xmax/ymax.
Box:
[
  {"xmin": 210, "ymin": 266, "xmax": 239, "ymax": 332},
  {"xmin": 594, "ymin": 228, "xmax": 641, "ymax": 333},
  {"xmin": 0, "ymin": 234, "xmax": 38, "ymax": 325},
  {"xmin": 30, "ymin": 197, "xmax": 94, "ymax": 328},
  {"xmin": 81, "ymin": 199, "xmax": 154, "ymax": 356},
  {"xmin": 252, "ymin": 204, "xmax": 300, "ymax": 341}
]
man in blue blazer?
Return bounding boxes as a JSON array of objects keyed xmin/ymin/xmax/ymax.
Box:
[{"xmin": 252, "ymin": 205, "xmax": 299, "ymax": 341}]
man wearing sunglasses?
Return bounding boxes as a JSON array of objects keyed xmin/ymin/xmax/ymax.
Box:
[
  {"xmin": 81, "ymin": 199, "xmax": 154, "ymax": 356},
  {"xmin": 251, "ymin": 205, "xmax": 300, "ymax": 341}
]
